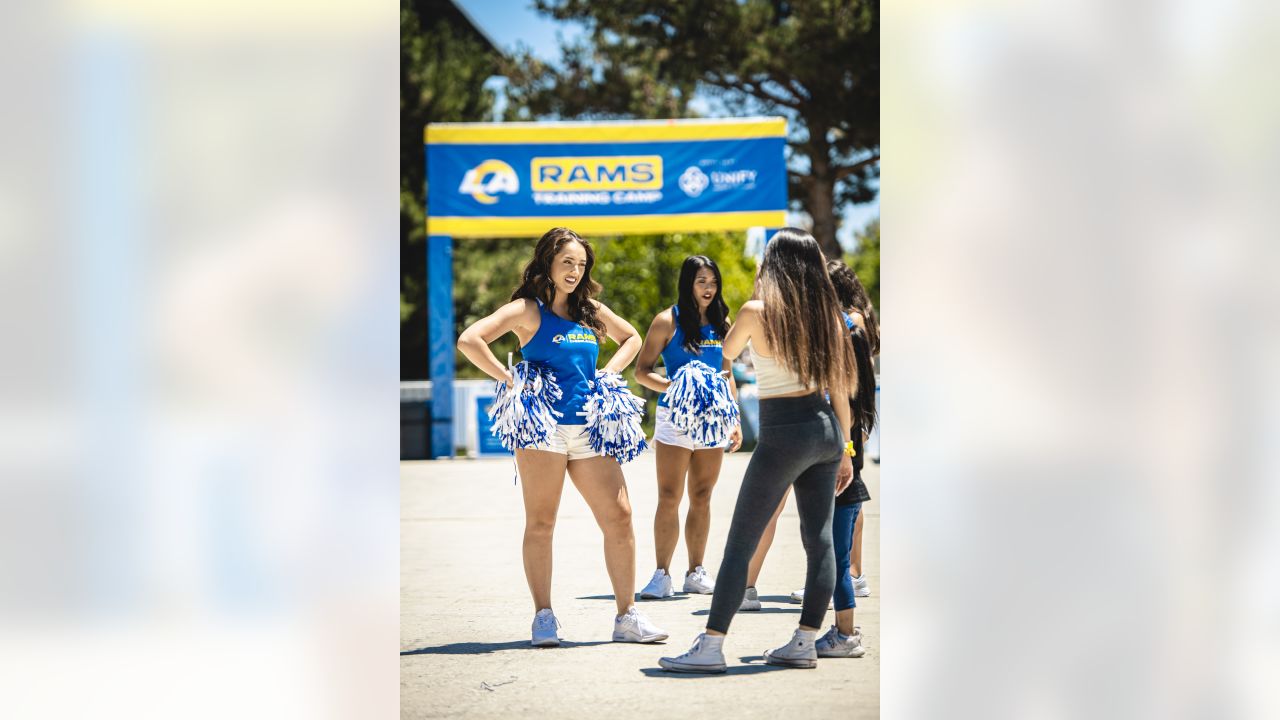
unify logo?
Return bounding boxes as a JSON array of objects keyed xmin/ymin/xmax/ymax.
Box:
[
  {"xmin": 678, "ymin": 166, "xmax": 709, "ymax": 197},
  {"xmin": 458, "ymin": 159, "xmax": 519, "ymax": 204}
]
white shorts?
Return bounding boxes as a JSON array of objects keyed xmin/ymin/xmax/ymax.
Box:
[
  {"xmin": 653, "ymin": 406, "xmax": 727, "ymax": 451},
  {"xmin": 524, "ymin": 424, "xmax": 602, "ymax": 460}
]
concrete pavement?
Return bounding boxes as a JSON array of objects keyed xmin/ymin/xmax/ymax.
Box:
[{"xmin": 401, "ymin": 450, "xmax": 879, "ymax": 719}]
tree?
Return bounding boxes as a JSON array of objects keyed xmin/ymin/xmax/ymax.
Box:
[
  {"xmin": 845, "ymin": 218, "xmax": 879, "ymax": 311},
  {"xmin": 503, "ymin": 0, "xmax": 879, "ymax": 259},
  {"xmin": 451, "ymin": 232, "xmax": 759, "ymax": 433},
  {"xmin": 401, "ymin": 1, "xmax": 500, "ymax": 378}
]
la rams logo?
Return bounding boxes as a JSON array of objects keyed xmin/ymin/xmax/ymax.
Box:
[
  {"xmin": 551, "ymin": 334, "xmax": 565, "ymax": 344},
  {"xmin": 458, "ymin": 159, "xmax": 519, "ymax": 205}
]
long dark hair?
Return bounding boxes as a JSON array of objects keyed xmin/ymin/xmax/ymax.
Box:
[
  {"xmin": 510, "ymin": 227, "xmax": 605, "ymax": 337},
  {"xmin": 827, "ymin": 259, "xmax": 880, "ymax": 356},
  {"xmin": 756, "ymin": 228, "xmax": 858, "ymax": 396},
  {"xmin": 849, "ymin": 324, "xmax": 877, "ymax": 433},
  {"xmin": 675, "ymin": 255, "xmax": 730, "ymax": 354}
]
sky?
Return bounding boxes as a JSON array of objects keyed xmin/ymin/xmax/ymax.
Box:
[{"xmin": 454, "ymin": 0, "xmax": 879, "ymax": 249}]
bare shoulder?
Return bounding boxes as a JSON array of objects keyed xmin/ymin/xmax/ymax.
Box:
[
  {"xmin": 651, "ymin": 307, "xmax": 675, "ymax": 330},
  {"xmin": 505, "ymin": 297, "xmax": 540, "ymax": 320},
  {"xmin": 738, "ymin": 299, "xmax": 764, "ymax": 318}
]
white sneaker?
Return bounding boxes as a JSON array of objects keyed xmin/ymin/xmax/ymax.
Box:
[
  {"xmin": 613, "ymin": 606, "xmax": 669, "ymax": 643},
  {"xmin": 815, "ymin": 624, "xmax": 866, "ymax": 658},
  {"xmin": 683, "ymin": 566, "xmax": 715, "ymax": 594},
  {"xmin": 658, "ymin": 633, "xmax": 727, "ymax": 673},
  {"xmin": 739, "ymin": 586, "xmax": 762, "ymax": 611},
  {"xmin": 853, "ymin": 574, "xmax": 872, "ymax": 597},
  {"xmin": 531, "ymin": 608, "xmax": 560, "ymax": 647},
  {"xmin": 639, "ymin": 569, "xmax": 674, "ymax": 599},
  {"xmin": 789, "ymin": 587, "xmax": 834, "ymax": 608},
  {"xmin": 763, "ymin": 628, "xmax": 819, "ymax": 669}
]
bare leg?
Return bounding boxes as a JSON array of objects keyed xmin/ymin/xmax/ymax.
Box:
[
  {"xmin": 683, "ymin": 448, "xmax": 723, "ymax": 573},
  {"xmin": 745, "ymin": 491, "xmax": 788, "ymax": 588},
  {"xmin": 653, "ymin": 442, "xmax": 692, "ymax": 573},
  {"xmin": 515, "ymin": 449, "xmax": 569, "ymax": 612},
  {"xmin": 835, "ymin": 608, "xmax": 856, "ymax": 636},
  {"xmin": 567, "ymin": 456, "xmax": 637, "ymax": 617},
  {"xmin": 852, "ymin": 509, "xmax": 865, "ymax": 578}
]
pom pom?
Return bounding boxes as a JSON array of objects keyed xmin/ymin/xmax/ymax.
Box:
[
  {"xmin": 663, "ymin": 360, "xmax": 740, "ymax": 447},
  {"xmin": 487, "ymin": 361, "xmax": 564, "ymax": 451},
  {"xmin": 581, "ymin": 371, "xmax": 648, "ymax": 463}
]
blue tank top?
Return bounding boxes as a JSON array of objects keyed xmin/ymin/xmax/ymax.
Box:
[
  {"xmin": 843, "ymin": 311, "xmax": 855, "ymax": 330},
  {"xmin": 520, "ymin": 300, "xmax": 600, "ymax": 422},
  {"xmin": 658, "ymin": 305, "xmax": 725, "ymax": 407}
]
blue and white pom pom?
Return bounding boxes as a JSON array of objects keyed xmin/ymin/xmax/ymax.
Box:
[
  {"xmin": 663, "ymin": 360, "xmax": 740, "ymax": 447},
  {"xmin": 487, "ymin": 361, "xmax": 564, "ymax": 451},
  {"xmin": 581, "ymin": 371, "xmax": 648, "ymax": 463}
]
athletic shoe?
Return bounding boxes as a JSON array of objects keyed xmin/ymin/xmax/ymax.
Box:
[
  {"xmin": 683, "ymin": 566, "xmax": 715, "ymax": 594},
  {"xmin": 613, "ymin": 606, "xmax": 669, "ymax": 643},
  {"xmin": 531, "ymin": 608, "xmax": 560, "ymax": 648},
  {"xmin": 789, "ymin": 587, "xmax": 834, "ymax": 608},
  {"xmin": 815, "ymin": 624, "xmax": 866, "ymax": 658},
  {"xmin": 658, "ymin": 633, "xmax": 727, "ymax": 673},
  {"xmin": 639, "ymin": 569, "xmax": 674, "ymax": 599},
  {"xmin": 763, "ymin": 628, "xmax": 819, "ymax": 669},
  {"xmin": 739, "ymin": 586, "xmax": 762, "ymax": 612},
  {"xmin": 853, "ymin": 574, "xmax": 872, "ymax": 597}
]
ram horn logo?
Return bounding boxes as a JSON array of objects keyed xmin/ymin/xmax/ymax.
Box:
[
  {"xmin": 678, "ymin": 166, "xmax": 709, "ymax": 197},
  {"xmin": 551, "ymin": 334, "xmax": 566, "ymax": 344},
  {"xmin": 458, "ymin": 159, "xmax": 519, "ymax": 204}
]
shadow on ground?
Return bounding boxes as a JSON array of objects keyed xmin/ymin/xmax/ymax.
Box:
[
  {"xmin": 691, "ymin": 608, "xmax": 801, "ymax": 616},
  {"xmin": 639, "ymin": 658, "xmax": 786, "ymax": 678},
  {"xmin": 576, "ymin": 594, "xmax": 694, "ymax": 602},
  {"xmin": 401, "ymin": 640, "xmax": 610, "ymax": 656}
]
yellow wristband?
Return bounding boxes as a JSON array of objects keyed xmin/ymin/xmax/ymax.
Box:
[{"xmin": 843, "ymin": 440, "xmax": 857, "ymax": 457}]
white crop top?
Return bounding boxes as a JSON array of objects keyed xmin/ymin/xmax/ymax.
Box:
[{"xmin": 750, "ymin": 342, "xmax": 817, "ymax": 398}]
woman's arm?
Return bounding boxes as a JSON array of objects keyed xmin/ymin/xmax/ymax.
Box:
[
  {"xmin": 456, "ymin": 299, "xmax": 538, "ymax": 385},
  {"xmin": 595, "ymin": 301, "xmax": 643, "ymax": 373},
  {"xmin": 723, "ymin": 351, "xmax": 743, "ymax": 452},
  {"xmin": 634, "ymin": 310, "xmax": 674, "ymax": 393},
  {"xmin": 832, "ymin": 392, "xmax": 854, "ymax": 494},
  {"xmin": 723, "ymin": 299, "xmax": 762, "ymax": 360}
]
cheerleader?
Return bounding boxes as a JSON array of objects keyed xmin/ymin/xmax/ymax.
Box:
[
  {"xmin": 634, "ymin": 256, "xmax": 742, "ymax": 601},
  {"xmin": 659, "ymin": 229, "xmax": 857, "ymax": 673},
  {"xmin": 456, "ymin": 227, "xmax": 667, "ymax": 648}
]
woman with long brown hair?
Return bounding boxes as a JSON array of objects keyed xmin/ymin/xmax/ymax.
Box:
[
  {"xmin": 457, "ymin": 227, "xmax": 667, "ymax": 648},
  {"xmin": 659, "ymin": 228, "xmax": 858, "ymax": 673}
]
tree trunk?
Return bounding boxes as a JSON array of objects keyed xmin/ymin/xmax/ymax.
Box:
[
  {"xmin": 799, "ymin": 119, "xmax": 842, "ymax": 259},
  {"xmin": 806, "ymin": 144, "xmax": 842, "ymax": 259}
]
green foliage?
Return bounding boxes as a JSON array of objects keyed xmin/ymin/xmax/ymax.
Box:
[
  {"xmin": 503, "ymin": 0, "xmax": 879, "ymax": 257},
  {"xmin": 402, "ymin": 2, "xmax": 499, "ymax": 377},
  {"xmin": 452, "ymin": 232, "xmax": 758, "ymax": 421},
  {"xmin": 845, "ymin": 218, "xmax": 879, "ymax": 311}
]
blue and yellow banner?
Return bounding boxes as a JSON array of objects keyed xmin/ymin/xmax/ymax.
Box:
[{"xmin": 425, "ymin": 118, "xmax": 788, "ymax": 237}]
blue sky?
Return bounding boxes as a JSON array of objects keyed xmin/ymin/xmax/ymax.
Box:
[{"xmin": 454, "ymin": 0, "xmax": 879, "ymax": 249}]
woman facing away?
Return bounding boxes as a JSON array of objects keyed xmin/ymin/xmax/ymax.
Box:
[
  {"xmin": 633, "ymin": 255, "xmax": 743, "ymax": 601},
  {"xmin": 456, "ymin": 227, "xmax": 667, "ymax": 648},
  {"xmin": 740, "ymin": 259, "xmax": 880, "ymax": 612},
  {"xmin": 659, "ymin": 228, "xmax": 859, "ymax": 673}
]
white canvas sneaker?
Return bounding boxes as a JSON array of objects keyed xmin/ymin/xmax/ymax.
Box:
[
  {"xmin": 658, "ymin": 633, "xmax": 727, "ymax": 673},
  {"xmin": 815, "ymin": 624, "xmax": 866, "ymax": 658},
  {"xmin": 763, "ymin": 628, "xmax": 819, "ymax": 669},
  {"xmin": 739, "ymin": 586, "xmax": 762, "ymax": 611}
]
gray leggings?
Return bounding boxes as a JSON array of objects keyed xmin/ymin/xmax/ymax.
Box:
[{"xmin": 707, "ymin": 393, "xmax": 843, "ymax": 633}]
